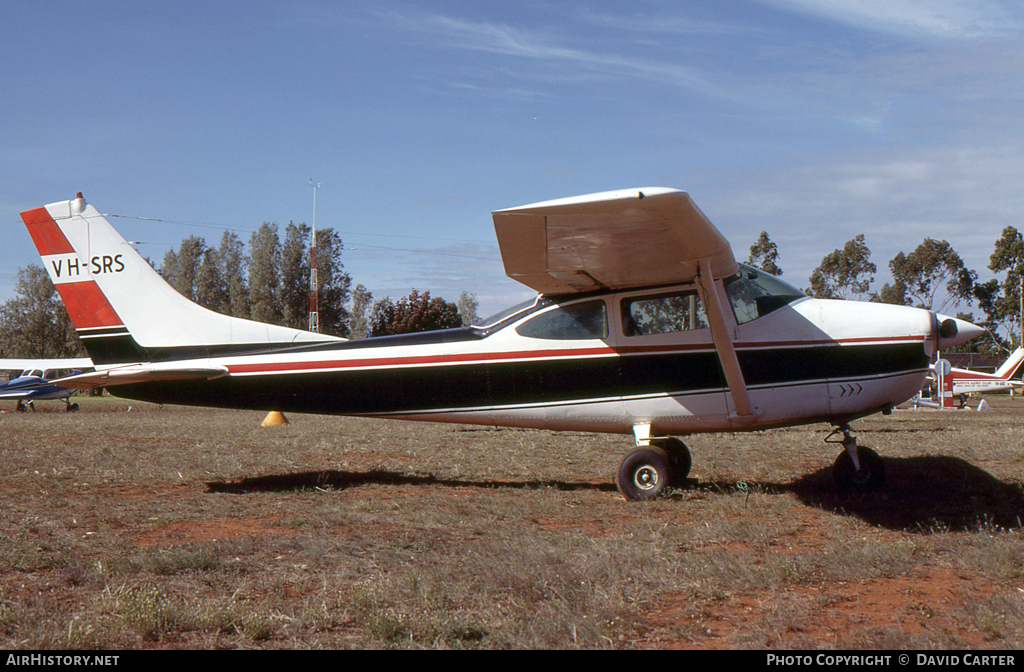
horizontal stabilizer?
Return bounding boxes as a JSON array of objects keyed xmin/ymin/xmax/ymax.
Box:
[
  {"xmin": 0, "ymin": 390, "xmax": 38, "ymax": 399},
  {"xmin": 56, "ymin": 365, "xmax": 229, "ymax": 390}
]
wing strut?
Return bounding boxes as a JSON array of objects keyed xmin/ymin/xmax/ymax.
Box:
[{"xmin": 697, "ymin": 258, "xmax": 757, "ymax": 423}]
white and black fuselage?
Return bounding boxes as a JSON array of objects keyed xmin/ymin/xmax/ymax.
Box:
[{"xmin": 87, "ymin": 269, "xmax": 937, "ymax": 437}]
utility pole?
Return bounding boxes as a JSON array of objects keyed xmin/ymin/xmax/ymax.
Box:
[{"xmin": 308, "ymin": 179, "xmax": 320, "ymax": 333}]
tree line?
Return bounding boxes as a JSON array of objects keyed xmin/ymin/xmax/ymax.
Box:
[
  {"xmin": 2, "ymin": 219, "xmax": 1021, "ymax": 359},
  {"xmin": 0, "ymin": 220, "xmax": 481, "ymax": 359},
  {"xmin": 747, "ymin": 227, "xmax": 1024, "ymax": 353}
]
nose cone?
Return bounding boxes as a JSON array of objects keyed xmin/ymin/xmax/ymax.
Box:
[{"xmin": 936, "ymin": 313, "xmax": 985, "ymax": 350}]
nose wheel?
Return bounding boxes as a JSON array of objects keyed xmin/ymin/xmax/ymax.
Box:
[{"xmin": 829, "ymin": 426, "xmax": 884, "ymax": 491}]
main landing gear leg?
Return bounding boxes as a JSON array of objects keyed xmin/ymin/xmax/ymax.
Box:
[{"xmin": 829, "ymin": 425, "xmax": 884, "ymax": 491}]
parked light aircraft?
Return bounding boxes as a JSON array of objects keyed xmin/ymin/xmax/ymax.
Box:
[
  {"xmin": 0, "ymin": 358, "xmax": 92, "ymax": 411},
  {"xmin": 20, "ymin": 190, "xmax": 983, "ymax": 499},
  {"xmin": 938, "ymin": 347, "xmax": 1024, "ymax": 404}
]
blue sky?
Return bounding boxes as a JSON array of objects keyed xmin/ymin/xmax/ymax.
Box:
[{"xmin": 3, "ymin": 1, "xmax": 1023, "ymax": 318}]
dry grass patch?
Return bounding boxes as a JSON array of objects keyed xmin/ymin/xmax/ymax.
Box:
[{"xmin": 1, "ymin": 396, "xmax": 1023, "ymax": 648}]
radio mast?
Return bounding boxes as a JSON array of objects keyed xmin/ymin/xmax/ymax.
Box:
[{"xmin": 308, "ymin": 179, "xmax": 320, "ymax": 333}]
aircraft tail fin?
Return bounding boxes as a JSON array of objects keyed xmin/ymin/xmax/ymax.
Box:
[
  {"xmin": 20, "ymin": 194, "xmax": 340, "ymax": 366},
  {"xmin": 994, "ymin": 347, "xmax": 1024, "ymax": 379}
]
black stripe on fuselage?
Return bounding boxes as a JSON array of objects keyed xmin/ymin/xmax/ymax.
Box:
[
  {"xmin": 76, "ymin": 327, "xmax": 487, "ymax": 366},
  {"xmin": 109, "ymin": 341, "xmax": 927, "ymax": 416}
]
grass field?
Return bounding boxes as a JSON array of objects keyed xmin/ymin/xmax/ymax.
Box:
[{"xmin": 1, "ymin": 394, "xmax": 1023, "ymax": 649}]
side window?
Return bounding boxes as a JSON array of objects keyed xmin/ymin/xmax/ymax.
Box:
[
  {"xmin": 515, "ymin": 300, "xmax": 608, "ymax": 340},
  {"xmin": 622, "ymin": 291, "xmax": 708, "ymax": 336}
]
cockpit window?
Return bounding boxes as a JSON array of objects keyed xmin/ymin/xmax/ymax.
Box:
[
  {"xmin": 472, "ymin": 296, "xmax": 547, "ymax": 330},
  {"xmin": 622, "ymin": 290, "xmax": 708, "ymax": 336},
  {"xmin": 725, "ymin": 265, "xmax": 805, "ymax": 325},
  {"xmin": 515, "ymin": 300, "xmax": 608, "ymax": 340}
]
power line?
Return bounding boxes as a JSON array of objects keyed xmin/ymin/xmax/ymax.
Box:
[
  {"xmin": 346, "ymin": 242, "xmax": 499, "ymax": 261},
  {"xmin": 97, "ymin": 214, "xmax": 497, "ymax": 261},
  {"xmin": 104, "ymin": 213, "xmax": 494, "ymax": 244}
]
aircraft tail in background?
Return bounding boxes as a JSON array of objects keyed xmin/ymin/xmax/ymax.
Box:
[{"xmin": 993, "ymin": 347, "xmax": 1024, "ymax": 380}]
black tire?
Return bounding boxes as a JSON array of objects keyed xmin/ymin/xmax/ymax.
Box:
[
  {"xmin": 654, "ymin": 437, "xmax": 692, "ymax": 487},
  {"xmin": 66, "ymin": 403, "xmax": 80, "ymax": 412},
  {"xmin": 616, "ymin": 447, "xmax": 673, "ymax": 501},
  {"xmin": 832, "ymin": 446, "xmax": 885, "ymax": 491}
]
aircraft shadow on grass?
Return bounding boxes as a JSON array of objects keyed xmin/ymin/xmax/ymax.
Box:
[
  {"xmin": 207, "ymin": 456, "xmax": 1024, "ymax": 533},
  {"xmin": 206, "ymin": 470, "xmax": 617, "ymax": 495},
  {"xmin": 786, "ymin": 455, "xmax": 1024, "ymax": 532}
]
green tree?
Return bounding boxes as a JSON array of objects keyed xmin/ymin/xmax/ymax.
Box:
[
  {"xmin": 0, "ymin": 265, "xmax": 85, "ymax": 358},
  {"xmin": 195, "ymin": 247, "xmax": 229, "ymax": 314},
  {"xmin": 312, "ymin": 228, "xmax": 352, "ymax": 337},
  {"xmin": 457, "ymin": 291, "xmax": 480, "ymax": 326},
  {"xmin": 217, "ymin": 231, "xmax": 249, "ymax": 319},
  {"xmin": 248, "ymin": 223, "xmax": 282, "ymax": 325},
  {"xmin": 807, "ymin": 234, "xmax": 876, "ymax": 300},
  {"xmin": 159, "ymin": 235, "xmax": 208, "ymax": 302},
  {"xmin": 349, "ymin": 284, "xmax": 373, "ymax": 338},
  {"xmin": 369, "ymin": 290, "xmax": 462, "ymax": 336},
  {"xmin": 280, "ymin": 222, "xmax": 310, "ymax": 330},
  {"xmin": 877, "ymin": 239, "xmax": 975, "ymax": 312},
  {"xmin": 277, "ymin": 222, "xmax": 352, "ymax": 336},
  {"xmin": 746, "ymin": 231, "xmax": 783, "ymax": 276},
  {"xmin": 981, "ymin": 226, "xmax": 1024, "ymax": 348}
]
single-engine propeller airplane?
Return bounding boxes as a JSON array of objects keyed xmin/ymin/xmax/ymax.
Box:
[
  {"xmin": 936, "ymin": 347, "xmax": 1024, "ymax": 406},
  {"xmin": 0, "ymin": 358, "xmax": 92, "ymax": 411},
  {"xmin": 20, "ymin": 189, "xmax": 983, "ymax": 499}
]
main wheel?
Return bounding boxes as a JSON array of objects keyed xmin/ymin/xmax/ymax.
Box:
[
  {"xmin": 653, "ymin": 437, "xmax": 692, "ymax": 487},
  {"xmin": 832, "ymin": 446, "xmax": 885, "ymax": 491},
  {"xmin": 616, "ymin": 448, "xmax": 673, "ymax": 501}
]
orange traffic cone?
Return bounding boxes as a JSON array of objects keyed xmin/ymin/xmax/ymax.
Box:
[{"xmin": 261, "ymin": 411, "xmax": 289, "ymax": 426}]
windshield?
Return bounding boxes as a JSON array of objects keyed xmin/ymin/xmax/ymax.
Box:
[
  {"xmin": 725, "ymin": 265, "xmax": 806, "ymax": 324},
  {"xmin": 472, "ymin": 296, "xmax": 547, "ymax": 330}
]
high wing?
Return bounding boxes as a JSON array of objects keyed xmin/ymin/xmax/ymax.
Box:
[
  {"xmin": 0, "ymin": 357, "xmax": 94, "ymax": 372},
  {"xmin": 492, "ymin": 187, "xmax": 738, "ymax": 294}
]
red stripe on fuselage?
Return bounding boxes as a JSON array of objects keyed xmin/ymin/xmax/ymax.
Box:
[
  {"xmin": 20, "ymin": 207, "xmax": 76, "ymax": 255},
  {"xmin": 227, "ymin": 346, "xmax": 619, "ymax": 375},
  {"xmin": 54, "ymin": 281, "xmax": 123, "ymax": 329}
]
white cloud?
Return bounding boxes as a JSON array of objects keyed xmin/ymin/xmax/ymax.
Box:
[
  {"xmin": 756, "ymin": 0, "xmax": 1022, "ymax": 39},
  {"xmin": 711, "ymin": 142, "xmax": 1024, "ymax": 291},
  {"xmin": 388, "ymin": 11, "xmax": 713, "ymax": 93}
]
